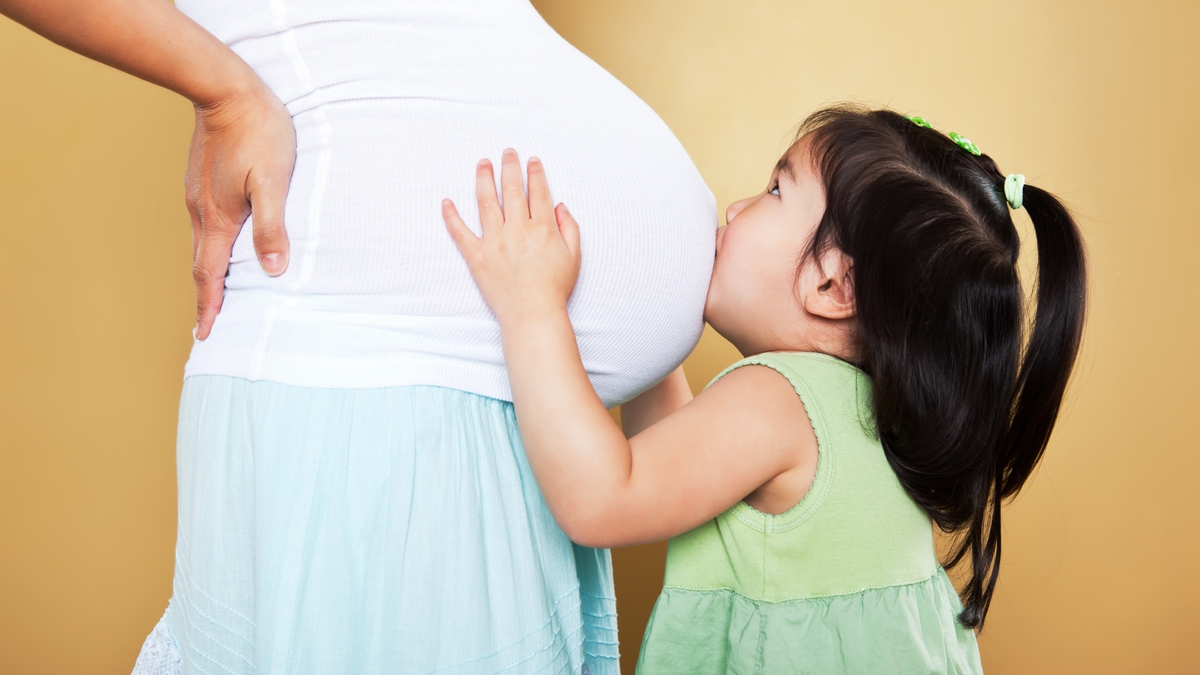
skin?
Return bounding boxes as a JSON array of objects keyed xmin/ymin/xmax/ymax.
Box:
[
  {"xmin": 0, "ymin": 0, "xmax": 296, "ymax": 340},
  {"xmin": 442, "ymin": 143, "xmax": 858, "ymax": 548}
]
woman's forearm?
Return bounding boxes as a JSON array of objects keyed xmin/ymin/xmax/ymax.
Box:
[
  {"xmin": 0, "ymin": 0, "xmax": 261, "ymax": 106},
  {"xmin": 4, "ymin": 0, "xmax": 298, "ymax": 339}
]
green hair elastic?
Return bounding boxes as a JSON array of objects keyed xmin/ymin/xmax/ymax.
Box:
[{"xmin": 1004, "ymin": 173, "xmax": 1026, "ymax": 209}]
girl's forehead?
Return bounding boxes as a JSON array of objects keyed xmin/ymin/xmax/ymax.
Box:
[{"xmin": 775, "ymin": 138, "xmax": 816, "ymax": 183}]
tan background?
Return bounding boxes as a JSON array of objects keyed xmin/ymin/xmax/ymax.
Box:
[{"xmin": 1, "ymin": 0, "xmax": 1197, "ymax": 673}]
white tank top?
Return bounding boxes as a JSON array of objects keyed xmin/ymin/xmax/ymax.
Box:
[{"xmin": 178, "ymin": 0, "xmax": 716, "ymax": 406}]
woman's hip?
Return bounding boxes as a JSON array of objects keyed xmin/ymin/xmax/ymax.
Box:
[{"xmin": 175, "ymin": 376, "xmax": 547, "ymax": 544}]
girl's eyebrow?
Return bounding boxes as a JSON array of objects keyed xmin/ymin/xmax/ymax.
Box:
[{"xmin": 774, "ymin": 153, "xmax": 796, "ymax": 181}]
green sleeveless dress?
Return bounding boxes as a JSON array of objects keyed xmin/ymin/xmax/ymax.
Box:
[{"xmin": 636, "ymin": 352, "xmax": 983, "ymax": 674}]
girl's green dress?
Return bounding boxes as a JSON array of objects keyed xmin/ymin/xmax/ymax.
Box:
[{"xmin": 636, "ymin": 352, "xmax": 983, "ymax": 674}]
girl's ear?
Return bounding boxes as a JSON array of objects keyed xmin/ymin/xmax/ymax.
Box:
[{"xmin": 804, "ymin": 249, "xmax": 856, "ymax": 320}]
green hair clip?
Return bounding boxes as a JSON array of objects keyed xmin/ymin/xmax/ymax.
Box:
[
  {"xmin": 908, "ymin": 114, "xmax": 1014, "ymax": 206},
  {"xmin": 907, "ymin": 114, "xmax": 982, "ymax": 155},
  {"xmin": 948, "ymin": 131, "xmax": 982, "ymax": 156}
]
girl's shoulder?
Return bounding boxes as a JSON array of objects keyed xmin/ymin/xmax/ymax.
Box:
[
  {"xmin": 709, "ymin": 351, "xmax": 874, "ymax": 439},
  {"xmin": 709, "ymin": 351, "xmax": 866, "ymax": 389}
]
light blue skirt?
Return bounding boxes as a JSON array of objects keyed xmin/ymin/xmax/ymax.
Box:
[{"xmin": 141, "ymin": 376, "xmax": 619, "ymax": 675}]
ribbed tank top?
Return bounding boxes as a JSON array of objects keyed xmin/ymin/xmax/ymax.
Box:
[{"xmin": 176, "ymin": 0, "xmax": 717, "ymax": 406}]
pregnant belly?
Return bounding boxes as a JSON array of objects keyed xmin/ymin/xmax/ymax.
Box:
[{"xmin": 205, "ymin": 17, "xmax": 716, "ymax": 404}]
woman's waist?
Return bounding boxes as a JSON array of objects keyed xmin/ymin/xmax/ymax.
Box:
[
  {"xmin": 209, "ymin": 284, "xmax": 702, "ymax": 344},
  {"xmin": 191, "ymin": 288, "xmax": 705, "ymax": 406},
  {"xmin": 187, "ymin": 301, "xmax": 513, "ymax": 396}
]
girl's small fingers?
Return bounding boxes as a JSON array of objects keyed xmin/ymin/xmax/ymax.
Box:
[
  {"xmin": 556, "ymin": 202, "xmax": 581, "ymax": 258},
  {"xmin": 499, "ymin": 148, "xmax": 529, "ymax": 223},
  {"xmin": 475, "ymin": 159, "xmax": 502, "ymax": 232},
  {"xmin": 526, "ymin": 157, "xmax": 553, "ymax": 223},
  {"xmin": 442, "ymin": 198, "xmax": 481, "ymax": 259}
]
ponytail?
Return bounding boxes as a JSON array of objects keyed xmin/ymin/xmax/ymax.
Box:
[
  {"xmin": 1000, "ymin": 186, "xmax": 1087, "ymax": 499},
  {"xmin": 798, "ymin": 106, "xmax": 1087, "ymax": 630}
]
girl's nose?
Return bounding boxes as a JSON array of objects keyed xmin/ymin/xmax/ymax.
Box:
[{"xmin": 725, "ymin": 197, "xmax": 751, "ymax": 225}]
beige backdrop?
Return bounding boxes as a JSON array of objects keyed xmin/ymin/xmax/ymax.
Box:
[{"xmin": 1, "ymin": 1, "xmax": 1197, "ymax": 673}]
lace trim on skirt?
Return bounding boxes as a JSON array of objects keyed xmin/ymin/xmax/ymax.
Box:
[{"xmin": 131, "ymin": 609, "xmax": 182, "ymax": 675}]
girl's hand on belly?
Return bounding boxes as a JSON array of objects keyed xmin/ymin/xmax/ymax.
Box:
[{"xmin": 441, "ymin": 148, "xmax": 580, "ymax": 327}]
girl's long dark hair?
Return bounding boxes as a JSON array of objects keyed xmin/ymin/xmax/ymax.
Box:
[{"xmin": 797, "ymin": 106, "xmax": 1086, "ymax": 630}]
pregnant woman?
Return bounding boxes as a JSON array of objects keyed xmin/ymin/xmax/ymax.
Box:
[{"xmin": 0, "ymin": 0, "xmax": 715, "ymax": 673}]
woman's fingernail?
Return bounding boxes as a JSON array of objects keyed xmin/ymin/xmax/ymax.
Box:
[
  {"xmin": 503, "ymin": 148, "xmax": 516, "ymax": 159},
  {"xmin": 261, "ymin": 253, "xmax": 287, "ymax": 275}
]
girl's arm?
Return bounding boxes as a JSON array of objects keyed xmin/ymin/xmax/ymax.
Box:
[
  {"xmin": 443, "ymin": 151, "xmax": 816, "ymax": 548},
  {"xmin": 0, "ymin": 0, "xmax": 296, "ymax": 339}
]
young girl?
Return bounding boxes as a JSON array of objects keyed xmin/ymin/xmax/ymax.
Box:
[{"xmin": 441, "ymin": 106, "xmax": 1086, "ymax": 673}]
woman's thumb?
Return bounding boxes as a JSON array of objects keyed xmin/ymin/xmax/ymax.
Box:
[{"xmin": 248, "ymin": 170, "xmax": 291, "ymax": 276}]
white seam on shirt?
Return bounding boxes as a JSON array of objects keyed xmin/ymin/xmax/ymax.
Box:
[{"xmin": 250, "ymin": 0, "xmax": 333, "ymax": 380}]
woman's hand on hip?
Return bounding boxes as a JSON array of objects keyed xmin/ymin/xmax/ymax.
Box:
[
  {"xmin": 187, "ymin": 87, "xmax": 296, "ymax": 340},
  {"xmin": 442, "ymin": 148, "xmax": 581, "ymax": 327},
  {"xmin": 0, "ymin": 0, "xmax": 297, "ymax": 340}
]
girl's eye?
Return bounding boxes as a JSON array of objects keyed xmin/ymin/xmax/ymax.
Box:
[{"xmin": 769, "ymin": 181, "xmax": 780, "ymax": 196}]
